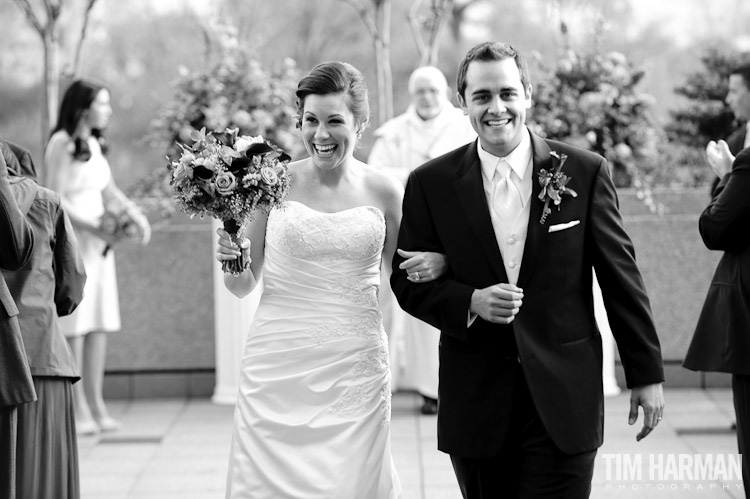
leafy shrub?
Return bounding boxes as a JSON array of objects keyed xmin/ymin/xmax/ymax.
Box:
[
  {"xmin": 667, "ymin": 45, "xmax": 750, "ymax": 147},
  {"xmin": 528, "ymin": 49, "xmax": 665, "ymax": 213},
  {"xmin": 131, "ymin": 23, "xmax": 302, "ymax": 218}
]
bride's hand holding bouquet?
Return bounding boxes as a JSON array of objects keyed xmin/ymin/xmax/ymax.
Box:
[{"xmin": 168, "ymin": 127, "xmax": 291, "ymax": 274}]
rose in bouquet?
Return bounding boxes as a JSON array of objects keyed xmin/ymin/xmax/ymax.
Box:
[
  {"xmin": 168, "ymin": 127, "xmax": 291, "ymax": 274},
  {"xmin": 99, "ymin": 207, "xmax": 142, "ymax": 256}
]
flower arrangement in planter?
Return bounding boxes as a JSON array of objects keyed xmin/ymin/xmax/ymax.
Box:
[
  {"xmin": 529, "ymin": 48, "xmax": 665, "ymax": 214},
  {"xmin": 134, "ymin": 23, "xmax": 302, "ymax": 219}
]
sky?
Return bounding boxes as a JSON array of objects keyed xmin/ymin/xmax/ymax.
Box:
[
  {"xmin": 141, "ymin": 0, "xmax": 750, "ymax": 51},
  {"xmin": 626, "ymin": 0, "xmax": 750, "ymax": 49}
]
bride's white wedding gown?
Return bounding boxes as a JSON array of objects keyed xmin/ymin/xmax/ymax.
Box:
[{"xmin": 226, "ymin": 201, "xmax": 401, "ymax": 499}]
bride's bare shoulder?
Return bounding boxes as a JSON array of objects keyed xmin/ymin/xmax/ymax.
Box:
[
  {"xmin": 360, "ymin": 161, "xmax": 403, "ymax": 205},
  {"xmin": 287, "ymin": 158, "xmax": 308, "ymax": 171},
  {"xmin": 287, "ymin": 158, "xmax": 311, "ymax": 181}
]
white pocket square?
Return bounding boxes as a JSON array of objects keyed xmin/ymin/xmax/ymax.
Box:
[{"xmin": 548, "ymin": 220, "xmax": 580, "ymax": 233}]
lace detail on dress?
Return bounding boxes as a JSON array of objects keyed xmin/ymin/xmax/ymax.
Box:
[
  {"xmin": 310, "ymin": 313, "xmax": 383, "ymax": 345},
  {"xmin": 380, "ymin": 383, "xmax": 392, "ymax": 427},
  {"xmin": 330, "ymin": 342, "xmax": 391, "ymax": 425},
  {"xmin": 330, "ymin": 382, "xmax": 375, "ymax": 417},
  {"xmin": 266, "ymin": 202, "xmax": 385, "ymax": 263},
  {"xmin": 332, "ymin": 276, "xmax": 380, "ymax": 308},
  {"xmin": 352, "ymin": 344, "xmax": 389, "ymax": 378}
]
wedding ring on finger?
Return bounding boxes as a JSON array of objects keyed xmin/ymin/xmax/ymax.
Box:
[{"xmin": 414, "ymin": 271, "xmax": 421, "ymax": 281}]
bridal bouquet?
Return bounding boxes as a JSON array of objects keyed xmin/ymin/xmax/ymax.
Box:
[{"xmin": 169, "ymin": 127, "xmax": 292, "ymax": 274}]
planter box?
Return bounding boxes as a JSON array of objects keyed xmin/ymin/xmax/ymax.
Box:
[
  {"xmin": 615, "ymin": 188, "xmax": 726, "ymax": 388},
  {"xmin": 104, "ymin": 213, "xmax": 217, "ymax": 398}
]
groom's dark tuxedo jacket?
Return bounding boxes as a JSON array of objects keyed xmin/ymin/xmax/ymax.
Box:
[{"xmin": 391, "ymin": 130, "xmax": 664, "ymax": 457}]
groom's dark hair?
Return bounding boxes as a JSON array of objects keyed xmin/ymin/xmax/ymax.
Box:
[{"xmin": 456, "ymin": 42, "xmax": 531, "ymax": 100}]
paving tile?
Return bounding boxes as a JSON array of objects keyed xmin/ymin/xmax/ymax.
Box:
[
  {"xmin": 81, "ymin": 442, "xmax": 160, "ymax": 465},
  {"xmin": 423, "ymin": 484, "xmax": 463, "ymax": 499},
  {"xmin": 129, "ymin": 493, "xmax": 223, "ymax": 499},
  {"xmin": 398, "ymin": 484, "xmax": 423, "ymax": 499},
  {"xmin": 80, "ymin": 472, "xmax": 140, "ymax": 499},
  {"xmin": 130, "ymin": 469, "xmax": 227, "ymax": 495},
  {"xmin": 77, "ymin": 388, "xmax": 742, "ymax": 498}
]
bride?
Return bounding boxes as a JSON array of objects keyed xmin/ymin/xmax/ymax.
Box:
[{"xmin": 216, "ymin": 61, "xmax": 446, "ymax": 499}]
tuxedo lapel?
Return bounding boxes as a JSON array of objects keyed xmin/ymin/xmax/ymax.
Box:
[
  {"xmin": 727, "ymin": 127, "xmax": 746, "ymax": 155},
  {"xmin": 453, "ymin": 141, "xmax": 509, "ymax": 283},
  {"xmin": 517, "ymin": 133, "xmax": 552, "ymax": 288}
]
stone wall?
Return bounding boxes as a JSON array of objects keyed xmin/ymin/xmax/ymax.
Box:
[
  {"xmin": 103, "ymin": 213, "xmax": 217, "ymax": 398},
  {"xmin": 104, "ymin": 188, "xmax": 728, "ymax": 398},
  {"xmin": 615, "ymin": 188, "xmax": 728, "ymax": 388}
]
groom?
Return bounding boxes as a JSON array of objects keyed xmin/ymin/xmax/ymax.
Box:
[{"xmin": 390, "ymin": 41, "xmax": 665, "ymax": 498}]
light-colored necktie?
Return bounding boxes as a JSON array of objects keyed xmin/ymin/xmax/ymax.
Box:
[{"xmin": 492, "ymin": 159, "xmax": 522, "ymax": 227}]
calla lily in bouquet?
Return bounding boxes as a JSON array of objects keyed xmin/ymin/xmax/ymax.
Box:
[{"xmin": 169, "ymin": 127, "xmax": 291, "ymax": 274}]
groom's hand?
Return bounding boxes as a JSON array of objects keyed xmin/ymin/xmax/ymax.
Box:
[
  {"xmin": 629, "ymin": 382, "xmax": 665, "ymax": 442},
  {"xmin": 470, "ymin": 283, "xmax": 523, "ymax": 324}
]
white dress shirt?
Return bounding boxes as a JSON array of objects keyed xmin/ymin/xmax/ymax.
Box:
[
  {"xmin": 477, "ymin": 128, "xmax": 534, "ymax": 286},
  {"xmin": 466, "ymin": 129, "xmax": 534, "ymax": 328}
]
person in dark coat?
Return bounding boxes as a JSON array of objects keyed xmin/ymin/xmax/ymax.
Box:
[
  {"xmin": 0, "ymin": 145, "xmax": 35, "ymax": 499},
  {"xmin": 2, "ymin": 139, "xmax": 87, "ymax": 498},
  {"xmin": 684, "ymin": 147, "xmax": 750, "ymax": 498},
  {"xmin": 707, "ymin": 64, "xmax": 750, "ymax": 194}
]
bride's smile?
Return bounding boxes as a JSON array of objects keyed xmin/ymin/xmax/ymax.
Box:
[{"xmin": 300, "ymin": 93, "xmax": 359, "ymax": 170}]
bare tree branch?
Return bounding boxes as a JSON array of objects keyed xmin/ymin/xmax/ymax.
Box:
[
  {"xmin": 12, "ymin": 0, "xmax": 67, "ymax": 180},
  {"xmin": 379, "ymin": 0, "xmax": 392, "ymax": 120},
  {"xmin": 408, "ymin": 0, "xmax": 453, "ymax": 66},
  {"xmin": 340, "ymin": 0, "xmax": 393, "ymax": 124},
  {"xmin": 42, "ymin": 0, "xmax": 62, "ymax": 20},
  {"xmin": 72, "ymin": 0, "xmax": 99, "ymax": 77},
  {"xmin": 340, "ymin": 0, "xmax": 379, "ymax": 38},
  {"xmin": 407, "ymin": 0, "xmax": 427, "ymax": 59},
  {"xmin": 427, "ymin": 0, "xmax": 451, "ymax": 64},
  {"xmin": 12, "ymin": 0, "xmax": 45, "ymax": 35},
  {"xmin": 449, "ymin": 0, "xmax": 480, "ymax": 39}
]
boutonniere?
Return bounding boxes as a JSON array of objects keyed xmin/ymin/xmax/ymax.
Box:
[{"xmin": 538, "ymin": 151, "xmax": 578, "ymax": 224}]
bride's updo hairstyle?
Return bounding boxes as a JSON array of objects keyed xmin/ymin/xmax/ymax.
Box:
[{"xmin": 295, "ymin": 61, "xmax": 370, "ymax": 135}]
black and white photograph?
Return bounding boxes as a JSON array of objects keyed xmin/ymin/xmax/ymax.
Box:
[{"xmin": 0, "ymin": 0, "xmax": 748, "ymax": 498}]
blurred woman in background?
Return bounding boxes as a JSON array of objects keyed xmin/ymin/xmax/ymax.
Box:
[{"xmin": 44, "ymin": 79, "xmax": 150, "ymax": 435}]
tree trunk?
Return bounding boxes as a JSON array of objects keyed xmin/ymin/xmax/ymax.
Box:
[
  {"xmin": 378, "ymin": 0, "xmax": 392, "ymax": 121},
  {"xmin": 426, "ymin": 0, "xmax": 451, "ymax": 66},
  {"xmin": 72, "ymin": 0, "xmax": 99, "ymax": 78},
  {"xmin": 373, "ymin": 36, "xmax": 386, "ymax": 126},
  {"xmin": 41, "ymin": 28, "xmax": 60, "ymax": 185},
  {"xmin": 341, "ymin": 0, "xmax": 393, "ymax": 126}
]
